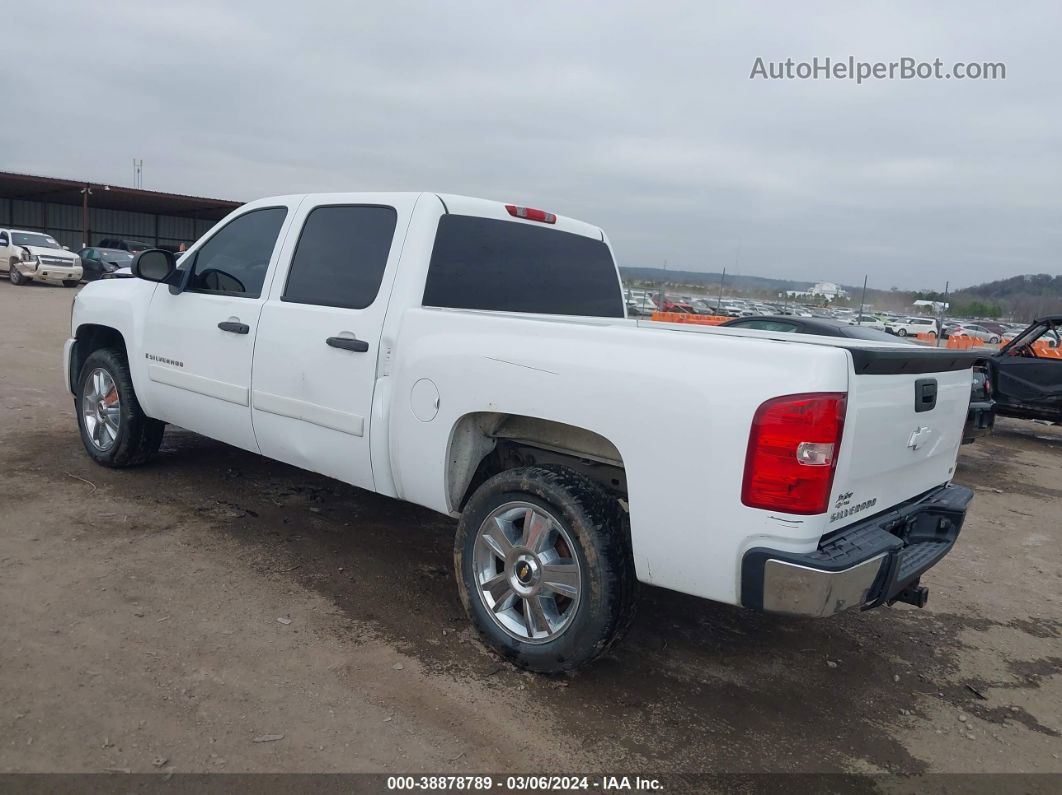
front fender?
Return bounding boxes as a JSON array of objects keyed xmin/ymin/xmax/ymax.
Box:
[{"xmin": 70, "ymin": 279, "xmax": 160, "ymax": 415}]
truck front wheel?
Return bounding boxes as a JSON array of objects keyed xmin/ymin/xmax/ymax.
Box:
[
  {"xmin": 454, "ymin": 465, "xmax": 635, "ymax": 673},
  {"xmin": 75, "ymin": 348, "xmax": 165, "ymax": 467},
  {"xmin": 9, "ymin": 261, "xmax": 27, "ymax": 285}
]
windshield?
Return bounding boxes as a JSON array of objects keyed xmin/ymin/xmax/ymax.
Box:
[
  {"xmin": 12, "ymin": 232, "xmax": 61, "ymax": 249},
  {"xmin": 100, "ymin": 249, "xmax": 134, "ymax": 262}
]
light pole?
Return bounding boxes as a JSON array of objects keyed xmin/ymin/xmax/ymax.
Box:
[
  {"xmin": 937, "ymin": 281, "xmax": 949, "ymax": 348},
  {"xmin": 80, "ymin": 185, "xmax": 93, "ymax": 248}
]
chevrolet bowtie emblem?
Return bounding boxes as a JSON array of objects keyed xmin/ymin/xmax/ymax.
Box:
[{"xmin": 908, "ymin": 426, "xmax": 931, "ymax": 451}]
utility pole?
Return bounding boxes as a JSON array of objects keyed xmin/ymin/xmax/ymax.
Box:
[
  {"xmin": 80, "ymin": 184, "xmax": 92, "ymax": 248},
  {"xmin": 857, "ymin": 274, "xmax": 868, "ymax": 322},
  {"xmin": 657, "ymin": 258, "xmax": 668, "ymax": 312},
  {"xmin": 937, "ymin": 281, "xmax": 949, "ymax": 348},
  {"xmin": 717, "ymin": 266, "xmax": 727, "ymax": 309}
]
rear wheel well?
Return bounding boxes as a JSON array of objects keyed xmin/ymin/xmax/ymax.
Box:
[
  {"xmin": 71, "ymin": 324, "xmax": 128, "ymax": 393},
  {"xmin": 448, "ymin": 413, "xmax": 627, "ymax": 512}
]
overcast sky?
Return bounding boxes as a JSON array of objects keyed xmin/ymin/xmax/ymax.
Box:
[{"xmin": 6, "ymin": 0, "xmax": 1060, "ymax": 289}]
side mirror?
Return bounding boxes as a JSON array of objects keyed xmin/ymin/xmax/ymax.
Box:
[{"xmin": 132, "ymin": 249, "xmax": 176, "ymax": 283}]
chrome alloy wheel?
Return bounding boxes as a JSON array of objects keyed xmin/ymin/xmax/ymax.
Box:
[
  {"xmin": 473, "ymin": 502, "xmax": 582, "ymax": 643},
  {"xmin": 82, "ymin": 368, "xmax": 121, "ymax": 452}
]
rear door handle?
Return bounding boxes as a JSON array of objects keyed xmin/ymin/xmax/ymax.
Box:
[
  {"xmin": 326, "ymin": 336, "xmax": 369, "ymax": 352},
  {"xmin": 218, "ymin": 321, "xmax": 249, "ymax": 334}
]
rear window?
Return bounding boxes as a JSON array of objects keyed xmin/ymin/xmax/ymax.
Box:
[{"xmin": 423, "ymin": 215, "xmax": 624, "ymax": 317}]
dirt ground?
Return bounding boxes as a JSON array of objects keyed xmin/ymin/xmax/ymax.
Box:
[{"xmin": 1, "ymin": 279, "xmax": 1059, "ymax": 776}]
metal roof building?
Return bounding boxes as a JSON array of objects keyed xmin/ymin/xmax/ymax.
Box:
[{"xmin": 0, "ymin": 171, "xmax": 242, "ymax": 252}]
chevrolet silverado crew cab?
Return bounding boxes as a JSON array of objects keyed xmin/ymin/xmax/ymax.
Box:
[
  {"xmin": 64, "ymin": 193, "xmax": 981, "ymax": 672},
  {"xmin": 1, "ymin": 228, "xmax": 83, "ymax": 286}
]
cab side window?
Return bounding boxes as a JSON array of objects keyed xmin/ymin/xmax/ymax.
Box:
[
  {"xmin": 282, "ymin": 205, "xmax": 397, "ymax": 309},
  {"xmin": 187, "ymin": 207, "xmax": 287, "ymax": 298},
  {"xmin": 0, "ymin": 232, "xmax": 8, "ymax": 246}
]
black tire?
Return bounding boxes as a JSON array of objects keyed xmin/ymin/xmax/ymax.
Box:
[
  {"xmin": 75, "ymin": 347, "xmax": 165, "ymax": 467},
  {"xmin": 897, "ymin": 328, "xmax": 908, "ymax": 337},
  {"xmin": 9, "ymin": 261, "xmax": 27, "ymax": 285},
  {"xmin": 454, "ymin": 465, "xmax": 636, "ymax": 673},
  {"xmin": 63, "ymin": 280, "xmax": 80, "ymax": 288}
]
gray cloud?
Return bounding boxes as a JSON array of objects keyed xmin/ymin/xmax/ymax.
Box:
[{"xmin": 5, "ymin": 0, "xmax": 1059, "ymax": 288}]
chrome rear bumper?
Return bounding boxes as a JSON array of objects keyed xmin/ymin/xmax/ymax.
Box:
[{"xmin": 742, "ymin": 484, "xmax": 974, "ymax": 617}]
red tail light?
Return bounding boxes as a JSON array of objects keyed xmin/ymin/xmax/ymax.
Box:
[
  {"xmin": 505, "ymin": 204, "xmax": 557, "ymax": 224},
  {"xmin": 742, "ymin": 393, "xmax": 847, "ymax": 515}
]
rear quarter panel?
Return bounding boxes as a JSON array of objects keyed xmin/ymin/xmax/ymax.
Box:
[{"xmin": 387, "ymin": 309, "xmax": 851, "ymax": 604}]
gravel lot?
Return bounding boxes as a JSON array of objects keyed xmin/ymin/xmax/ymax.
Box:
[{"xmin": 1, "ymin": 280, "xmax": 1059, "ymax": 775}]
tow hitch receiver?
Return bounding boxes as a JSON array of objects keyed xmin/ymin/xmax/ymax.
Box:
[{"xmin": 890, "ymin": 581, "xmax": 929, "ymax": 608}]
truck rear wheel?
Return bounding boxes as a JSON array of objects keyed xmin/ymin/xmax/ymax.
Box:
[
  {"xmin": 75, "ymin": 348, "xmax": 165, "ymax": 468},
  {"xmin": 454, "ymin": 465, "xmax": 635, "ymax": 673}
]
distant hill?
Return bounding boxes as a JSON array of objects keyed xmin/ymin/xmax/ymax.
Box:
[
  {"xmin": 619, "ymin": 266, "xmax": 814, "ymax": 294},
  {"xmin": 928, "ymin": 274, "xmax": 1062, "ymax": 319},
  {"xmin": 620, "ymin": 266, "xmax": 1062, "ymax": 320}
]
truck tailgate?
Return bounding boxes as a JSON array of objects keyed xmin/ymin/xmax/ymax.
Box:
[{"xmin": 828, "ymin": 352, "xmax": 977, "ymax": 527}]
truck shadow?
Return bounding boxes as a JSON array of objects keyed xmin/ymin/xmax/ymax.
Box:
[{"xmin": 27, "ymin": 425, "xmax": 1055, "ymax": 774}]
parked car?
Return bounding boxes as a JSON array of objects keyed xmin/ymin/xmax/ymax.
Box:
[
  {"xmin": 887, "ymin": 317, "xmax": 939, "ymax": 337},
  {"xmin": 987, "ymin": 315, "xmax": 1062, "ymax": 423},
  {"xmin": 722, "ymin": 317, "xmax": 993, "ymax": 443},
  {"xmin": 949, "ymin": 323, "xmax": 1001, "ymax": 344},
  {"xmin": 64, "ymin": 192, "xmax": 981, "ymax": 672},
  {"xmin": 660, "ymin": 300, "xmax": 695, "ymax": 313},
  {"xmin": 973, "ymin": 321, "xmax": 1008, "ymax": 336},
  {"xmin": 76, "ymin": 247, "xmax": 135, "ymax": 281},
  {"xmin": 851, "ymin": 314, "xmax": 886, "ymax": 331},
  {"xmin": 0, "ymin": 228, "xmax": 82, "ymax": 287},
  {"xmin": 964, "ymin": 366, "xmax": 995, "ymax": 443},
  {"xmin": 97, "ymin": 237, "xmax": 152, "ymax": 254}
]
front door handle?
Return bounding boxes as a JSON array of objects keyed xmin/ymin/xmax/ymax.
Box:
[
  {"xmin": 326, "ymin": 336, "xmax": 369, "ymax": 352},
  {"xmin": 218, "ymin": 321, "xmax": 249, "ymax": 334}
]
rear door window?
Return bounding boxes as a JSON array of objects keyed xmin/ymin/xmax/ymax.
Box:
[
  {"xmin": 282, "ymin": 205, "xmax": 397, "ymax": 309},
  {"xmin": 423, "ymin": 215, "xmax": 623, "ymax": 317}
]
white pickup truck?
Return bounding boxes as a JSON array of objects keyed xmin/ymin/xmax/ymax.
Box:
[{"xmin": 64, "ymin": 193, "xmax": 980, "ymax": 672}]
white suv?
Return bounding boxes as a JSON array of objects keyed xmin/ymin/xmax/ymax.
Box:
[
  {"xmin": 0, "ymin": 228, "xmax": 83, "ymax": 287},
  {"xmin": 888, "ymin": 317, "xmax": 939, "ymax": 337}
]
